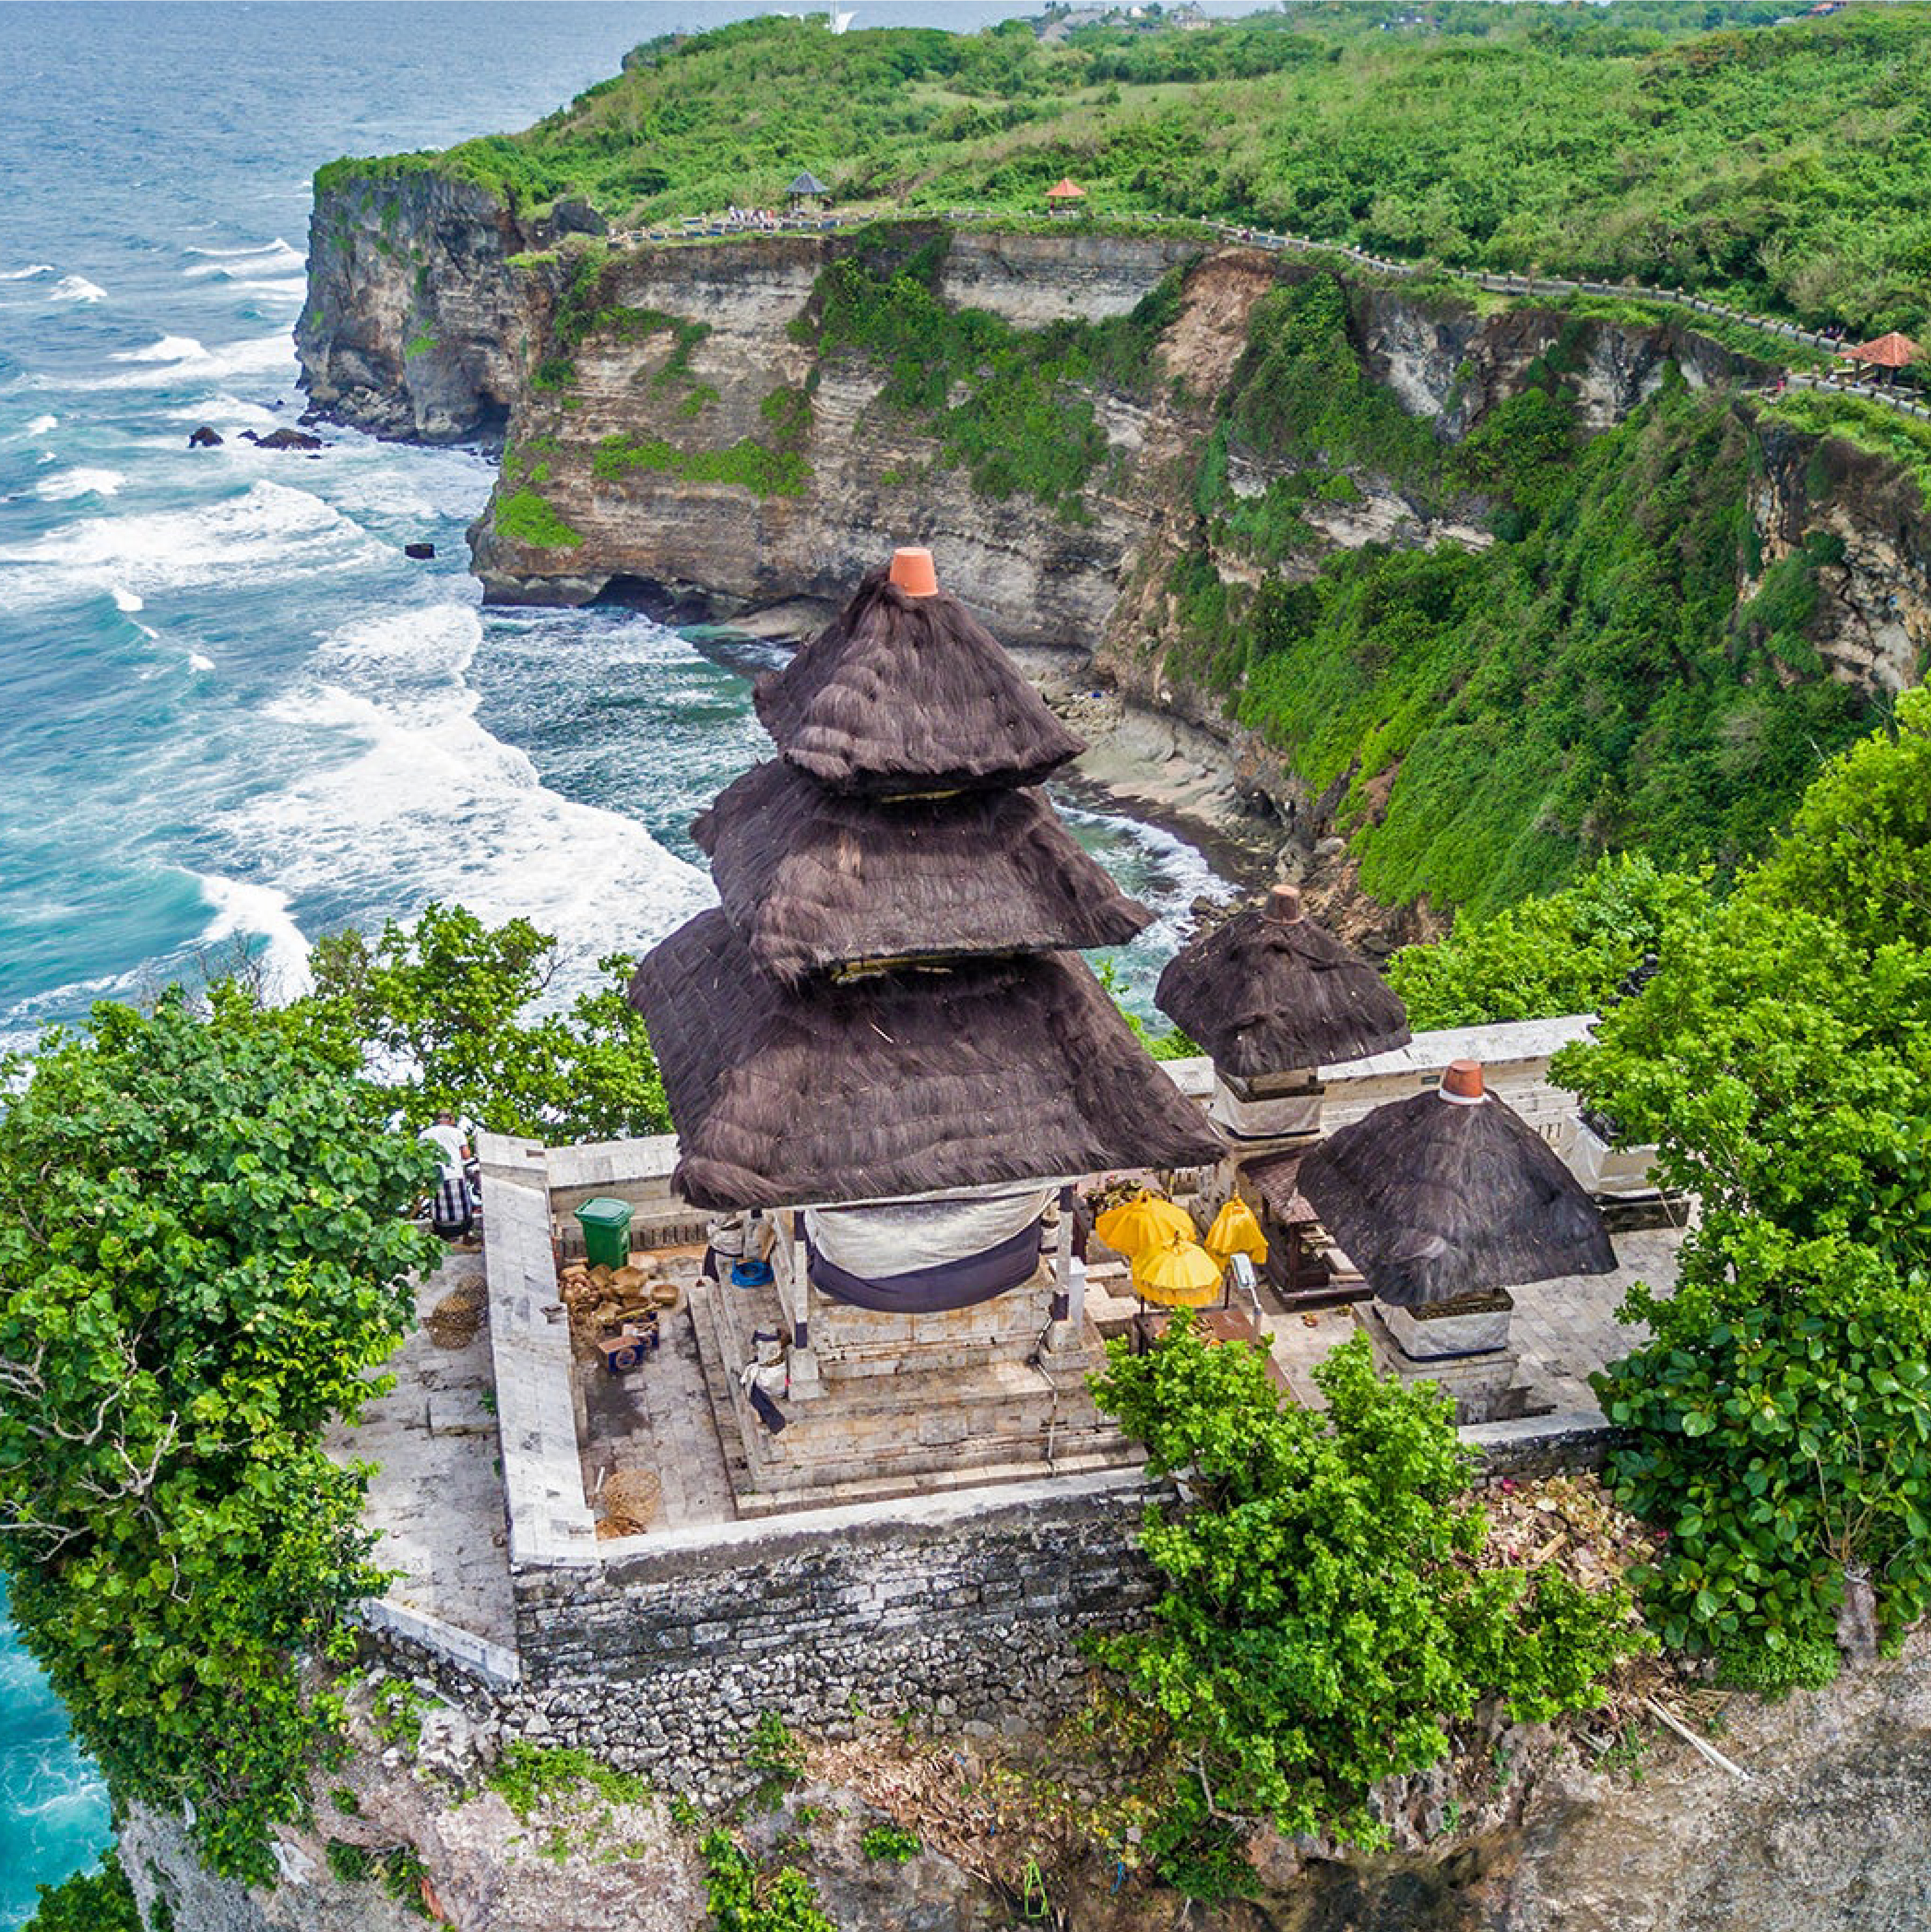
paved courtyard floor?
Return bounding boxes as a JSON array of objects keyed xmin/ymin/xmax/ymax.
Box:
[
  {"xmin": 332, "ymin": 1213, "xmax": 1686, "ymax": 1654},
  {"xmin": 326, "ymin": 1248, "xmax": 517, "ymax": 1652}
]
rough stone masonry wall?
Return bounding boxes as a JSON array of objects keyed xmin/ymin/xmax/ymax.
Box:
[{"xmin": 496, "ymin": 1470, "xmax": 1158, "ymax": 1801}]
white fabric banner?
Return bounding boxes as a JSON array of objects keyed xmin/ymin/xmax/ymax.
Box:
[{"xmin": 805, "ymin": 1185, "xmax": 1055, "ymax": 1278}]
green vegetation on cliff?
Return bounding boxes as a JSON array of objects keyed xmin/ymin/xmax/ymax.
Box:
[
  {"xmin": 1166, "ymin": 276, "xmax": 1879, "ymax": 915},
  {"xmin": 1091, "ymin": 1321, "xmax": 1642, "ymax": 1885},
  {"xmin": 808, "ymin": 228, "xmax": 1183, "ymax": 515},
  {"xmin": 0, "ymin": 910, "xmax": 670, "ymax": 1878},
  {"xmin": 0, "ymin": 989, "xmax": 434, "ymax": 1882},
  {"xmin": 1553, "ymin": 693, "xmax": 1931, "ymax": 1679},
  {"xmin": 323, "ymin": 4, "xmax": 1931, "ymax": 337}
]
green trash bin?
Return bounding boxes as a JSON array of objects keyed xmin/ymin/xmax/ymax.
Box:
[{"xmin": 575, "ymin": 1197, "xmax": 634, "ymax": 1269}]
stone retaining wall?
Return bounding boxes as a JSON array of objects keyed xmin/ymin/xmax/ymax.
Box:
[{"xmin": 494, "ymin": 1469, "xmax": 1157, "ymax": 1800}]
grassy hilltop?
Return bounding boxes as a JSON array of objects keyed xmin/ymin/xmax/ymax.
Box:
[{"xmin": 324, "ymin": 1, "xmax": 1931, "ymax": 336}]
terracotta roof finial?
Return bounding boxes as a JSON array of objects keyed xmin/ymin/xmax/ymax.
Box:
[
  {"xmin": 1267, "ymin": 883, "xmax": 1304, "ymax": 925},
  {"xmin": 1440, "ymin": 1059, "xmax": 1485, "ymax": 1104},
  {"xmin": 889, "ymin": 546, "xmax": 939, "ymax": 598}
]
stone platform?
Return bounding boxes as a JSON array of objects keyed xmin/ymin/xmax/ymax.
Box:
[{"xmin": 693, "ymin": 1263, "xmax": 1135, "ymax": 1517}]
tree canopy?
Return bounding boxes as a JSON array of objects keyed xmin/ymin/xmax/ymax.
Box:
[
  {"xmin": 306, "ymin": 899, "xmax": 670, "ymax": 1142},
  {"xmin": 1555, "ymin": 692, "xmax": 1931, "ymax": 1679},
  {"xmin": 1089, "ymin": 1323, "xmax": 1639, "ymax": 1888},
  {"xmin": 0, "ymin": 986, "xmax": 436, "ymax": 1880}
]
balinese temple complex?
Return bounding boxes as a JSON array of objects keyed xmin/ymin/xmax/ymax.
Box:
[
  {"xmin": 1156, "ymin": 880, "xmax": 1615, "ymax": 1420},
  {"xmin": 630, "ymin": 549, "xmax": 1223, "ymax": 1502},
  {"xmin": 630, "ymin": 549, "xmax": 1624, "ymax": 1496}
]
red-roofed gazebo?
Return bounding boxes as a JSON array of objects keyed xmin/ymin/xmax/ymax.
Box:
[{"xmin": 1845, "ymin": 331, "xmax": 1919, "ymax": 370}]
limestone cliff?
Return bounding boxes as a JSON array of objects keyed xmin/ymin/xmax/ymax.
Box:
[
  {"xmin": 297, "ymin": 180, "xmax": 1931, "ymax": 932},
  {"xmin": 125, "ymin": 1630, "xmax": 1931, "ymax": 1932},
  {"xmin": 297, "ymin": 169, "xmax": 538, "ymax": 443}
]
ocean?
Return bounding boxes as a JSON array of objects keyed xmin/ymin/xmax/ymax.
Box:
[{"xmin": 0, "ymin": 4, "xmax": 1232, "ymax": 1918}]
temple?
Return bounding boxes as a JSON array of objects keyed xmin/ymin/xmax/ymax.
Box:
[{"xmin": 630, "ymin": 549, "xmax": 1223, "ymax": 1504}]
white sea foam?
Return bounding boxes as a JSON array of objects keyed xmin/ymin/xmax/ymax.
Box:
[
  {"xmin": 228, "ymin": 611, "xmax": 714, "ymax": 1004},
  {"xmin": 75, "ymin": 330, "xmax": 294, "ymax": 392},
  {"xmin": 0, "ymin": 263, "xmax": 55, "ymax": 282},
  {"xmin": 111, "ymin": 585, "xmax": 143, "ymax": 612},
  {"xmin": 192, "ymin": 871, "xmax": 313, "ymax": 999},
  {"xmin": 111, "ymin": 333, "xmax": 205, "ymax": 363},
  {"xmin": 237, "ymin": 275, "xmax": 308, "ymax": 300},
  {"xmin": 184, "ymin": 238, "xmax": 303, "ymax": 276},
  {"xmin": 159, "ymin": 392, "xmax": 280, "ymax": 430},
  {"xmin": 0, "ymin": 479, "xmax": 388, "ymax": 605},
  {"xmin": 48, "ymin": 275, "xmax": 106, "ymax": 303},
  {"xmin": 25, "ymin": 413, "xmax": 56, "ymax": 434},
  {"xmin": 35, "ymin": 467, "xmax": 126, "ymax": 501},
  {"xmin": 188, "ymin": 651, "xmax": 214, "ymax": 672}
]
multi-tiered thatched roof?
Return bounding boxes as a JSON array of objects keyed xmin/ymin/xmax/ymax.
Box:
[
  {"xmin": 1297, "ymin": 1061, "xmax": 1613, "ymax": 1307},
  {"xmin": 632, "ymin": 912, "xmax": 1219, "ymax": 1209},
  {"xmin": 630, "ymin": 548, "xmax": 1225, "ymax": 1217},
  {"xmin": 754, "ymin": 564, "xmax": 1084, "ymax": 795},
  {"xmin": 1155, "ymin": 884, "xmax": 1411, "ymax": 1076},
  {"xmin": 695, "ymin": 758, "xmax": 1152, "ymax": 984}
]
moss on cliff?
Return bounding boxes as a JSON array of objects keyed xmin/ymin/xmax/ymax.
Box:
[
  {"xmin": 591, "ymin": 431, "xmax": 809, "ymax": 498},
  {"xmin": 809, "ymin": 227, "xmax": 1185, "ymax": 520},
  {"xmin": 493, "ymin": 486, "xmax": 585, "ymax": 549}
]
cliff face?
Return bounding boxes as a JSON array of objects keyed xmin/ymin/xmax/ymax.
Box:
[
  {"xmin": 298, "ymin": 181, "xmax": 1931, "ymax": 931},
  {"xmin": 297, "ymin": 171, "xmax": 536, "ymax": 443},
  {"xmin": 125, "ymin": 1630, "xmax": 1931, "ymax": 1932},
  {"xmin": 464, "ymin": 227, "xmax": 1201, "ymax": 646}
]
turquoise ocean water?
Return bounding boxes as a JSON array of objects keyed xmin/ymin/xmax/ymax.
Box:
[{"xmin": 0, "ymin": 4, "xmax": 1233, "ymax": 1917}]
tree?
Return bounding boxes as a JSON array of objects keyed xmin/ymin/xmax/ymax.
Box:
[
  {"xmin": 305, "ymin": 900, "xmax": 669, "ymax": 1142},
  {"xmin": 1089, "ymin": 1323, "xmax": 1638, "ymax": 1886},
  {"xmin": 1387, "ymin": 852, "xmax": 1711, "ymax": 1030},
  {"xmin": 1594, "ymin": 1229, "xmax": 1931, "ymax": 1671},
  {"xmin": 0, "ymin": 987, "xmax": 436, "ymax": 1881},
  {"xmin": 1741, "ymin": 685, "xmax": 1931, "ymax": 955},
  {"xmin": 1556, "ymin": 703, "xmax": 1931, "ymax": 1674},
  {"xmin": 22, "ymin": 1852, "xmax": 142, "ymax": 1932},
  {"xmin": 1552, "ymin": 899, "xmax": 1931, "ymax": 1263}
]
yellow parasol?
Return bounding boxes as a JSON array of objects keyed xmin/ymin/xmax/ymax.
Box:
[
  {"xmin": 1096, "ymin": 1191, "xmax": 1195, "ymax": 1259},
  {"xmin": 1204, "ymin": 1195, "xmax": 1269, "ymax": 1266},
  {"xmin": 1133, "ymin": 1236, "xmax": 1223, "ymax": 1308}
]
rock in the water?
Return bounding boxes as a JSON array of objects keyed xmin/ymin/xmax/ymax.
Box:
[
  {"xmin": 252, "ymin": 426, "xmax": 325, "ymax": 452},
  {"xmin": 405, "ymin": 541, "xmax": 437, "ymax": 560},
  {"xmin": 187, "ymin": 425, "xmax": 222, "ymax": 448}
]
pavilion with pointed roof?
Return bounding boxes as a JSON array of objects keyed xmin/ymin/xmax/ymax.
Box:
[{"xmin": 629, "ymin": 548, "xmax": 1223, "ymax": 1501}]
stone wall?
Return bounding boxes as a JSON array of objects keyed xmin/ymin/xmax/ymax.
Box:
[{"xmin": 497, "ymin": 1469, "xmax": 1157, "ymax": 1800}]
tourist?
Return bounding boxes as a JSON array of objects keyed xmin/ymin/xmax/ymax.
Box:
[{"xmin": 420, "ymin": 1109, "xmax": 476, "ymax": 1243}]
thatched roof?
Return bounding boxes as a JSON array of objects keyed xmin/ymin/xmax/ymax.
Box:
[
  {"xmin": 695, "ymin": 759, "xmax": 1152, "ymax": 983},
  {"xmin": 1154, "ymin": 886, "xmax": 1411, "ymax": 1075},
  {"xmin": 754, "ymin": 564, "xmax": 1084, "ymax": 795},
  {"xmin": 1296, "ymin": 1063, "xmax": 1614, "ymax": 1307},
  {"xmin": 629, "ymin": 910, "xmax": 1225, "ymax": 1209}
]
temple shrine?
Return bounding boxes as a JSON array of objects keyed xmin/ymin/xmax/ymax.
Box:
[{"xmin": 629, "ymin": 549, "xmax": 1223, "ymax": 1506}]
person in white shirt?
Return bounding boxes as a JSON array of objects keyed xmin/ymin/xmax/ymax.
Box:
[{"xmin": 418, "ymin": 1111, "xmax": 475, "ymax": 1241}]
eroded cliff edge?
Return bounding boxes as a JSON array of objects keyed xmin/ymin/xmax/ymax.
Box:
[
  {"xmin": 125, "ymin": 1626, "xmax": 1931, "ymax": 1932},
  {"xmin": 298, "ymin": 180, "xmax": 1931, "ymax": 933}
]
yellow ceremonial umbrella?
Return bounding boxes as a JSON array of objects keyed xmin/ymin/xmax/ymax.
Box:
[
  {"xmin": 1204, "ymin": 1195, "xmax": 1269, "ymax": 1267},
  {"xmin": 1133, "ymin": 1236, "xmax": 1223, "ymax": 1309},
  {"xmin": 1095, "ymin": 1191, "xmax": 1195, "ymax": 1260}
]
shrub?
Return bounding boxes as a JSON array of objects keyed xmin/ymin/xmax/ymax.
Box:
[
  {"xmin": 1090, "ymin": 1322, "xmax": 1640, "ymax": 1876},
  {"xmin": 0, "ymin": 989, "xmax": 435, "ymax": 1882}
]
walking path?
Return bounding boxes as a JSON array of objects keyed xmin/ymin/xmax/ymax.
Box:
[{"xmin": 608, "ymin": 204, "xmax": 1929, "ymax": 423}]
